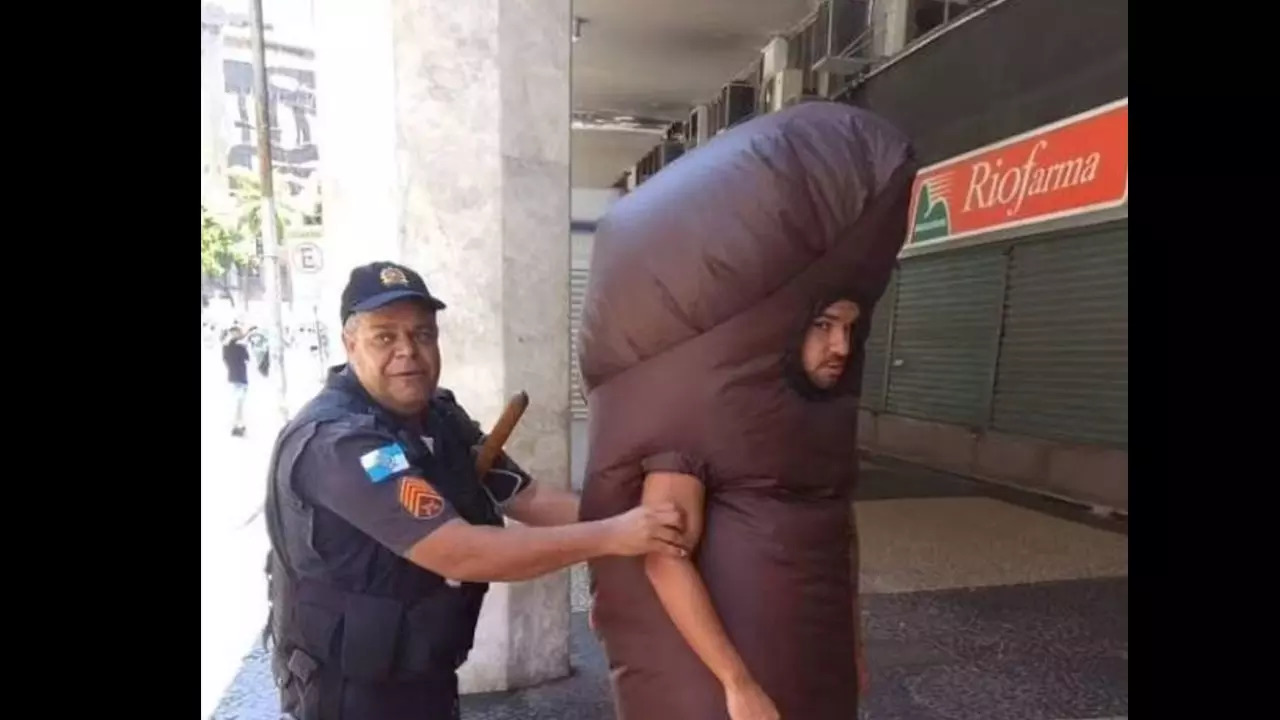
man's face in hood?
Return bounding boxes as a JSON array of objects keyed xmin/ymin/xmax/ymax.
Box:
[{"xmin": 800, "ymin": 299, "xmax": 861, "ymax": 390}]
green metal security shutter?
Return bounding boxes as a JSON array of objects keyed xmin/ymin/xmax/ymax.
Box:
[
  {"xmin": 859, "ymin": 271, "xmax": 896, "ymax": 411},
  {"xmin": 569, "ymin": 267, "xmax": 590, "ymax": 420},
  {"xmin": 886, "ymin": 246, "xmax": 1006, "ymax": 425},
  {"xmin": 992, "ymin": 223, "xmax": 1128, "ymax": 446}
]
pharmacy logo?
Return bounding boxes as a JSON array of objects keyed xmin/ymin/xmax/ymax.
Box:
[{"xmin": 910, "ymin": 173, "xmax": 954, "ymax": 245}]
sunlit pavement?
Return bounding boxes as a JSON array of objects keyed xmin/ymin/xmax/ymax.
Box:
[{"xmin": 201, "ymin": 346, "xmax": 325, "ymax": 719}]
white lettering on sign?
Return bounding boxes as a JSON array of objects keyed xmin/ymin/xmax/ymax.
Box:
[{"xmin": 962, "ymin": 140, "xmax": 1102, "ymax": 218}]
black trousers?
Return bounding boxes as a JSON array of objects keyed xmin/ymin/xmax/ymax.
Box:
[{"xmin": 283, "ymin": 670, "xmax": 460, "ymax": 720}]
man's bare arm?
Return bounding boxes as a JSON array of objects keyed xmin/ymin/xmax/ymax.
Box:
[
  {"xmin": 504, "ymin": 479, "xmax": 581, "ymax": 526},
  {"xmin": 405, "ymin": 503, "xmax": 685, "ymax": 583},
  {"xmin": 641, "ymin": 472, "xmax": 756, "ymax": 690}
]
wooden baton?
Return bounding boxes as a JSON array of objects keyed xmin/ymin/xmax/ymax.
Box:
[{"xmin": 474, "ymin": 391, "xmax": 530, "ymax": 476}]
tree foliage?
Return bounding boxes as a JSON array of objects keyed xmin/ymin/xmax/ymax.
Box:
[
  {"xmin": 201, "ymin": 203, "xmax": 253, "ymax": 276},
  {"xmin": 200, "ymin": 168, "xmax": 320, "ymax": 277},
  {"xmin": 227, "ymin": 167, "xmax": 305, "ymax": 247}
]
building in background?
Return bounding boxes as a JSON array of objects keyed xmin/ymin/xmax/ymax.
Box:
[
  {"xmin": 201, "ymin": 0, "xmax": 320, "ymax": 307},
  {"xmin": 843, "ymin": 0, "xmax": 1127, "ymax": 513},
  {"xmin": 200, "ymin": 4, "xmax": 230, "ymax": 205},
  {"xmin": 202, "ymin": 0, "xmax": 1129, "ymax": 512},
  {"xmin": 201, "ymin": 0, "xmax": 318, "ymax": 192},
  {"xmin": 592, "ymin": 0, "xmax": 1128, "ymax": 512}
]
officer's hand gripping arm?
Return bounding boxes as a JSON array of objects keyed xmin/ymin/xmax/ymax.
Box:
[
  {"xmin": 404, "ymin": 502, "xmax": 688, "ymax": 583},
  {"xmin": 306, "ymin": 407, "xmax": 686, "ymax": 584}
]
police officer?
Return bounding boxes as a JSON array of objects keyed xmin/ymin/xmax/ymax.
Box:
[{"xmin": 264, "ymin": 261, "xmax": 688, "ymax": 720}]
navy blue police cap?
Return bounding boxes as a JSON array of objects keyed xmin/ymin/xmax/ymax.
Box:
[{"xmin": 340, "ymin": 261, "xmax": 447, "ymax": 323}]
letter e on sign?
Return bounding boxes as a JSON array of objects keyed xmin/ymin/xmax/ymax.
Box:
[{"xmin": 292, "ymin": 242, "xmax": 324, "ymax": 274}]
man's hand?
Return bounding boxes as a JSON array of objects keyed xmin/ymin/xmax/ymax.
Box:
[
  {"xmin": 405, "ymin": 504, "xmax": 685, "ymax": 583},
  {"xmin": 602, "ymin": 502, "xmax": 688, "ymax": 558},
  {"xmin": 724, "ymin": 678, "xmax": 780, "ymax": 720}
]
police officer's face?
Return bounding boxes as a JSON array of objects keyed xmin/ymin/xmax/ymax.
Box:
[
  {"xmin": 800, "ymin": 299, "xmax": 860, "ymax": 390},
  {"xmin": 343, "ymin": 300, "xmax": 441, "ymax": 416}
]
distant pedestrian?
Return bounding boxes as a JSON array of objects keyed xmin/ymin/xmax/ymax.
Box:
[{"xmin": 222, "ymin": 326, "xmax": 251, "ymax": 437}]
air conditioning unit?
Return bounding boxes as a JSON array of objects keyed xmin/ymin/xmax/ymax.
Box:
[
  {"xmin": 633, "ymin": 140, "xmax": 685, "ymax": 185},
  {"xmin": 812, "ymin": 0, "xmax": 874, "ymax": 76},
  {"xmin": 635, "ymin": 146, "xmax": 657, "ymax": 185},
  {"xmin": 817, "ymin": 71, "xmax": 840, "ymax": 97},
  {"xmin": 721, "ymin": 82, "xmax": 757, "ymax": 129},
  {"xmin": 688, "ymin": 105, "xmax": 711, "ymax": 148},
  {"xmin": 658, "ymin": 140, "xmax": 685, "ymax": 166},
  {"xmin": 761, "ymin": 36, "xmax": 789, "ymax": 80},
  {"xmin": 871, "ymin": 0, "xmax": 910, "ymax": 57},
  {"xmin": 764, "ymin": 69, "xmax": 804, "ymax": 113}
]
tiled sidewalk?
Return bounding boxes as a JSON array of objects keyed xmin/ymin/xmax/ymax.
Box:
[{"xmin": 213, "ymin": 457, "xmax": 1127, "ymax": 720}]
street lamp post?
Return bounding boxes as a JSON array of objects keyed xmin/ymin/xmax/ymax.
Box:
[{"xmin": 249, "ymin": 0, "xmax": 289, "ymax": 424}]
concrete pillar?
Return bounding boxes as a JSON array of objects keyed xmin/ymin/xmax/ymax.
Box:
[{"xmin": 314, "ymin": 0, "xmax": 572, "ymax": 694}]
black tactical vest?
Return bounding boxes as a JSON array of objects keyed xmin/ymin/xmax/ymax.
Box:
[{"xmin": 262, "ymin": 366, "xmax": 503, "ymax": 709}]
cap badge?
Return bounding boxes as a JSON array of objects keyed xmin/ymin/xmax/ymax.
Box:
[{"xmin": 380, "ymin": 267, "xmax": 409, "ymax": 287}]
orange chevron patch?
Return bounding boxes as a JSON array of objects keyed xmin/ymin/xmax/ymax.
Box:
[{"xmin": 398, "ymin": 477, "xmax": 444, "ymax": 519}]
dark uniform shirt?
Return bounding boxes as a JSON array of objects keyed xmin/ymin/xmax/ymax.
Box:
[
  {"xmin": 280, "ymin": 378, "xmax": 531, "ymax": 589},
  {"xmin": 295, "ymin": 422, "xmax": 457, "ymax": 565}
]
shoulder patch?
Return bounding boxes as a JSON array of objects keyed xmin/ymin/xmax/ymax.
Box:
[
  {"xmin": 399, "ymin": 477, "xmax": 445, "ymax": 519},
  {"xmin": 360, "ymin": 442, "xmax": 410, "ymax": 483}
]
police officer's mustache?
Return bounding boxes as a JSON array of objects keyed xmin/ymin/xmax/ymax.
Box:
[{"xmin": 388, "ymin": 367, "xmax": 429, "ymax": 377}]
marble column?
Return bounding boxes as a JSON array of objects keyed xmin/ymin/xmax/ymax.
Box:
[{"xmin": 314, "ymin": 0, "xmax": 572, "ymax": 693}]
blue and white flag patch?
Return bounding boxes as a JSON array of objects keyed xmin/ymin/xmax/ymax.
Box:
[{"xmin": 360, "ymin": 443, "xmax": 410, "ymax": 483}]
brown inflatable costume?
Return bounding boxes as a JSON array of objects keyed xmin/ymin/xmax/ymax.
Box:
[{"xmin": 578, "ymin": 101, "xmax": 916, "ymax": 720}]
